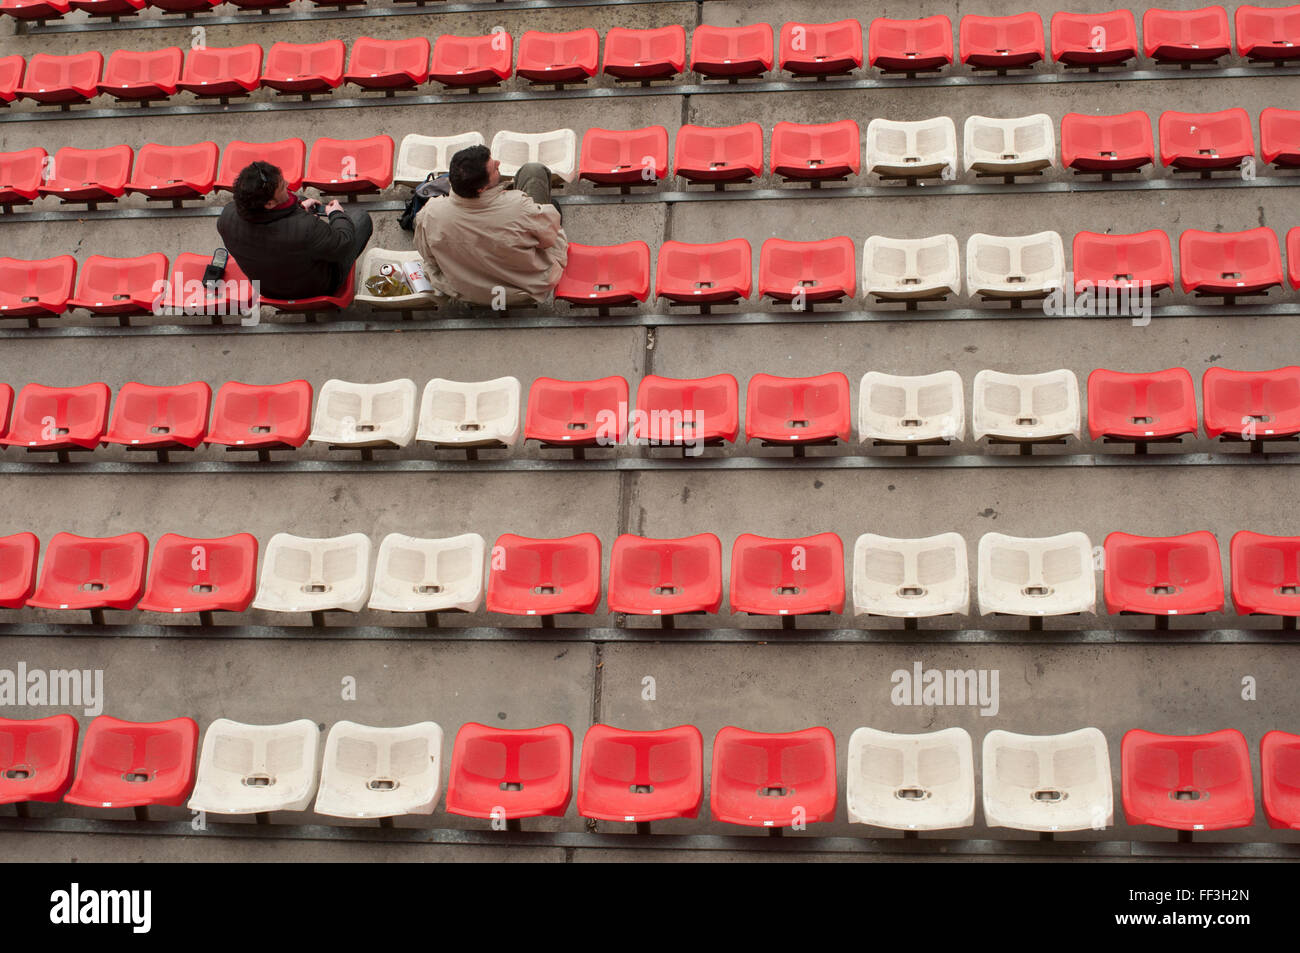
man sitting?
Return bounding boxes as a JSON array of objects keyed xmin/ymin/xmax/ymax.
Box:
[
  {"xmin": 217, "ymin": 160, "xmax": 374, "ymax": 300},
  {"xmin": 414, "ymin": 145, "xmax": 567, "ymax": 307}
]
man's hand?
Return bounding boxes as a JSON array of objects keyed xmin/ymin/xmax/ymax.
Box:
[
  {"xmin": 299, "ymin": 196, "xmax": 321, "ymax": 212},
  {"xmin": 324, "ymin": 199, "xmax": 344, "ymax": 215}
]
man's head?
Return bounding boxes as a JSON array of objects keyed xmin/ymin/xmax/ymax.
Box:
[
  {"xmin": 233, "ymin": 161, "xmax": 290, "ymax": 215},
  {"xmin": 448, "ymin": 145, "xmax": 500, "ymax": 198}
]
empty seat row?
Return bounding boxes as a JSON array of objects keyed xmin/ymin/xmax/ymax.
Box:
[{"xmin": 3, "ymin": 715, "xmax": 1296, "ymax": 833}]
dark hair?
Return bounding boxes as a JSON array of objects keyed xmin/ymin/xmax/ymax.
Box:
[
  {"xmin": 233, "ymin": 161, "xmax": 283, "ymax": 216},
  {"xmin": 448, "ymin": 145, "xmax": 491, "ymax": 198}
]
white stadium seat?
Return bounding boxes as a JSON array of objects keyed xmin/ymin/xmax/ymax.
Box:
[
  {"xmin": 982, "ymin": 727, "xmax": 1114, "ymax": 832},
  {"xmin": 853, "ymin": 532, "xmax": 970, "ymax": 618},
  {"xmin": 314, "ymin": 721, "xmax": 444, "ymax": 819},
  {"xmin": 354, "ymin": 248, "xmax": 442, "ymax": 310},
  {"xmin": 865, "ymin": 117, "xmax": 958, "ymax": 180},
  {"xmin": 394, "ymin": 131, "xmax": 485, "ymax": 186},
  {"xmin": 417, "ymin": 377, "xmax": 521, "ymax": 448},
  {"xmin": 252, "ymin": 533, "xmax": 374, "ymax": 614},
  {"xmin": 859, "ymin": 370, "xmax": 965, "ymax": 445},
  {"xmin": 846, "ymin": 727, "xmax": 976, "ymax": 830},
  {"xmin": 972, "ymin": 368, "xmax": 1081, "ymax": 444},
  {"xmin": 977, "ymin": 531, "xmax": 1097, "ymax": 616},
  {"xmin": 187, "ymin": 718, "xmax": 321, "ymax": 815},
  {"xmin": 490, "ymin": 129, "xmax": 578, "ymax": 183},
  {"xmin": 962, "ymin": 114, "xmax": 1056, "ymax": 177},
  {"xmin": 308, "ymin": 378, "xmax": 418, "ymax": 449},
  {"xmin": 965, "ymin": 231, "xmax": 1065, "ymax": 300},
  {"xmin": 368, "ymin": 532, "xmax": 487, "ymax": 613},
  {"xmin": 861, "ymin": 234, "xmax": 961, "ymax": 303}
]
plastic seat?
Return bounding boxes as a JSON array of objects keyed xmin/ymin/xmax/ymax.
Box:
[
  {"xmin": 655, "ymin": 241, "xmax": 752, "ymax": 306},
  {"xmin": 0, "ymin": 533, "xmax": 40, "ymax": 608},
  {"xmin": 745, "ymin": 372, "xmax": 851, "ymax": 445},
  {"xmin": 15, "ymin": 52, "xmax": 103, "ymax": 105},
  {"xmin": 104, "ymin": 381, "xmax": 210, "ymax": 452},
  {"xmin": 673, "ymin": 123, "xmax": 763, "ymax": 185},
  {"xmin": 963, "ymin": 114, "xmax": 1055, "ymax": 177},
  {"xmin": 0, "ymin": 56, "xmax": 24, "ymax": 106},
  {"xmin": 1231, "ymin": 531, "xmax": 1300, "ymax": 616},
  {"xmin": 868, "ymin": 15, "xmax": 953, "ymax": 73},
  {"xmin": 416, "ymin": 377, "xmax": 520, "ymax": 448},
  {"xmin": 490, "ymin": 129, "xmax": 577, "ymax": 184},
  {"xmin": 217, "ymin": 139, "xmax": 305, "ymax": 194},
  {"xmin": 554, "ymin": 242, "xmax": 651, "ymax": 309},
  {"xmin": 97, "ymin": 47, "xmax": 181, "ymax": 102},
  {"xmin": 146, "ymin": 0, "xmax": 220, "ymax": 12},
  {"xmin": 1143, "ymin": 6, "xmax": 1232, "ymax": 63},
  {"xmin": 177, "ymin": 44, "xmax": 262, "ymax": 100},
  {"xmin": 858, "ymin": 370, "xmax": 965, "ymax": 445},
  {"xmin": 1, "ymin": 383, "xmax": 110, "ymax": 451},
  {"xmin": 710, "ymin": 726, "xmax": 836, "ymax": 827},
  {"xmin": 758, "ymin": 238, "xmax": 855, "ymax": 306},
  {"xmin": 1291, "ymin": 227, "xmax": 1300, "ymax": 290},
  {"xmin": 0, "ymin": 715, "xmax": 77, "ymax": 806},
  {"xmin": 308, "ymin": 378, "xmax": 417, "ymax": 449},
  {"xmin": 865, "ymin": 117, "xmax": 957, "ymax": 181},
  {"xmin": 779, "ymin": 19, "xmax": 864, "ymax": 76},
  {"xmin": 188, "ymin": 719, "xmax": 319, "ymax": 815},
  {"xmin": 607, "ymin": 533, "xmax": 722, "ymax": 617},
  {"xmin": 368, "ymin": 533, "xmax": 485, "ymax": 614},
  {"xmin": 445, "ymin": 723, "xmax": 573, "ymax": 820},
  {"xmin": 1103, "ymin": 531, "xmax": 1224, "ymax": 616},
  {"xmin": 206, "ymin": 379, "xmax": 313, "ymax": 452},
  {"xmin": 1261, "ymin": 108, "xmax": 1300, "ymax": 168},
  {"xmin": 1122, "ymin": 729, "xmax": 1255, "ymax": 830},
  {"xmin": 257, "ymin": 265, "xmax": 355, "ymax": 314},
  {"xmin": 353, "ymin": 248, "xmax": 438, "ymax": 311},
  {"xmin": 861, "ymin": 235, "xmax": 961, "ymax": 303},
  {"xmin": 485, "ymin": 533, "xmax": 602, "ymax": 617},
  {"xmin": 770, "ymin": 120, "xmax": 860, "ymax": 183},
  {"xmin": 631, "ymin": 374, "xmax": 740, "ymax": 446},
  {"xmin": 524, "ymin": 376, "xmax": 629, "ymax": 448},
  {"xmin": 1087, "ymin": 368, "xmax": 1197, "ymax": 442},
  {"xmin": 27, "ymin": 532, "xmax": 147, "ymax": 612},
  {"xmin": 155, "ymin": 254, "xmax": 255, "ymax": 321},
  {"xmin": 972, "ymin": 369, "xmax": 1082, "ymax": 444},
  {"xmin": 0, "ymin": 148, "xmax": 47, "ymax": 209},
  {"xmin": 1262, "ymin": 730, "xmax": 1300, "ymax": 828},
  {"xmin": 517, "ymin": 29, "xmax": 599, "ymax": 85},
  {"xmin": 1060, "ymin": 112, "xmax": 1154, "ymax": 175},
  {"xmin": 578, "ymin": 126, "xmax": 669, "ymax": 187},
  {"xmin": 394, "ymin": 132, "xmax": 484, "ymax": 186},
  {"xmin": 252, "ymin": 533, "xmax": 372, "ymax": 615},
  {"xmin": 846, "ymin": 727, "xmax": 974, "ymax": 830},
  {"xmin": 124, "ymin": 141, "xmax": 218, "ymax": 202},
  {"xmin": 690, "ymin": 23, "xmax": 774, "ymax": 79},
  {"xmin": 1179, "ymin": 227, "xmax": 1283, "ymax": 298},
  {"xmin": 1072, "ymin": 230, "xmax": 1172, "ymax": 293},
  {"xmin": 852, "ymin": 532, "xmax": 970, "ymax": 618},
  {"xmin": 227, "ymin": 0, "xmax": 291, "ymax": 10},
  {"xmin": 136, "ymin": 532, "xmax": 257, "ymax": 617},
  {"xmin": 303, "ymin": 135, "xmax": 394, "ymax": 196},
  {"xmin": 1051, "ymin": 9, "xmax": 1139, "ymax": 67},
  {"xmin": 729, "ymin": 533, "xmax": 844, "ymax": 616},
  {"xmin": 64, "ymin": 716, "xmax": 198, "ymax": 810},
  {"xmin": 343, "ymin": 36, "xmax": 430, "ymax": 91},
  {"xmin": 1236, "ymin": 4, "xmax": 1300, "ymax": 62},
  {"xmin": 602, "ymin": 25, "xmax": 686, "ymax": 81},
  {"xmin": 69, "ymin": 0, "xmax": 143, "ymax": 13},
  {"xmin": 983, "ymin": 728, "xmax": 1113, "ymax": 831},
  {"xmin": 966, "ymin": 231, "xmax": 1065, "ymax": 299},
  {"xmin": 959, "ymin": 13, "xmax": 1046, "ymax": 70},
  {"xmin": 578, "ymin": 725, "xmax": 703, "ymax": 821},
  {"xmin": 978, "ymin": 531, "xmax": 1096, "ymax": 616},
  {"xmin": 1203, "ymin": 366, "xmax": 1300, "ymax": 441},
  {"xmin": 429, "ymin": 33, "xmax": 513, "ymax": 89},
  {"xmin": 261, "ymin": 41, "xmax": 345, "ymax": 96},
  {"xmin": 0, "ymin": 256, "xmax": 76, "ymax": 318},
  {"xmin": 67, "ymin": 254, "xmax": 167, "ymax": 316},
  {"xmin": 39, "ymin": 145, "xmax": 133, "ymax": 205},
  {"xmin": 1159, "ymin": 108, "xmax": 1254, "ymax": 171},
  {"xmin": 314, "ymin": 721, "xmax": 442, "ymax": 819},
  {"xmin": 0, "ymin": 0, "xmax": 70, "ymax": 21},
  {"xmin": 0, "ymin": 385, "xmax": 11, "ymax": 439}
]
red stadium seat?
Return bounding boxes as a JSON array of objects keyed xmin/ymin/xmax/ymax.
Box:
[
  {"xmin": 710, "ymin": 726, "xmax": 837, "ymax": 827},
  {"xmin": 28, "ymin": 532, "xmax": 148, "ymax": 611},
  {"xmin": 1060, "ymin": 111, "xmax": 1154, "ymax": 175},
  {"xmin": 602, "ymin": 25, "xmax": 686, "ymax": 81},
  {"xmin": 730, "ymin": 532, "xmax": 845, "ymax": 616},
  {"xmin": 0, "ymin": 532, "xmax": 39, "ymax": 608},
  {"xmin": 138, "ymin": 532, "xmax": 258, "ymax": 616},
  {"xmin": 15, "ymin": 52, "xmax": 103, "ymax": 106},
  {"xmin": 161, "ymin": 253, "xmax": 255, "ymax": 318},
  {"xmin": 216, "ymin": 138, "xmax": 305, "ymax": 193},
  {"xmin": 0, "ymin": 715, "xmax": 78, "ymax": 806},
  {"xmin": 554, "ymin": 241, "xmax": 651, "ymax": 309},
  {"xmin": 97, "ymin": 47, "xmax": 181, "ymax": 102},
  {"xmin": 690, "ymin": 24, "xmax": 774, "ymax": 79},
  {"xmin": 104, "ymin": 381, "xmax": 212, "ymax": 451},
  {"xmin": 631, "ymin": 374, "xmax": 740, "ymax": 446},
  {"xmin": 959, "ymin": 13, "xmax": 1045, "ymax": 70},
  {"xmin": 1103, "ymin": 531, "xmax": 1224, "ymax": 616},
  {"xmin": 1122, "ymin": 729, "xmax": 1255, "ymax": 831},
  {"xmin": 1159, "ymin": 108, "xmax": 1254, "ymax": 172},
  {"xmin": 429, "ymin": 33, "xmax": 513, "ymax": 89},
  {"xmin": 868, "ymin": 15, "xmax": 954, "ymax": 74},
  {"xmin": 485, "ymin": 533, "xmax": 602, "ymax": 617},
  {"xmin": 745, "ymin": 372, "xmax": 851, "ymax": 447},
  {"xmin": 578, "ymin": 126, "xmax": 669, "ymax": 187},
  {"xmin": 68, "ymin": 0, "xmax": 143, "ymax": 16},
  {"xmin": 227, "ymin": 0, "xmax": 292, "ymax": 13},
  {"xmin": 1231, "ymin": 531, "xmax": 1300, "ymax": 617},
  {"xmin": 176, "ymin": 44, "xmax": 262, "ymax": 100},
  {"xmin": 1072, "ymin": 230, "xmax": 1173, "ymax": 293},
  {"xmin": 146, "ymin": 0, "xmax": 220, "ymax": 12},
  {"xmin": 0, "ymin": 256, "xmax": 76, "ymax": 319},
  {"xmin": 1260, "ymin": 107, "xmax": 1300, "ymax": 168},
  {"xmin": 1262, "ymin": 731, "xmax": 1300, "ymax": 828},
  {"xmin": 525, "ymin": 376, "xmax": 628, "ymax": 448},
  {"xmin": 1236, "ymin": 4, "xmax": 1300, "ymax": 62},
  {"xmin": 257, "ymin": 266, "xmax": 356, "ymax": 313},
  {"xmin": 674, "ymin": 123, "xmax": 763, "ymax": 186},
  {"xmin": 445, "ymin": 723, "xmax": 573, "ymax": 820},
  {"xmin": 343, "ymin": 36, "xmax": 431, "ymax": 91},
  {"xmin": 655, "ymin": 240, "xmax": 752, "ymax": 307},
  {"xmin": 261, "ymin": 40, "xmax": 345, "ymax": 97},
  {"xmin": 0, "ymin": 0, "xmax": 70, "ymax": 21},
  {"xmin": 0, "ymin": 147, "xmax": 48, "ymax": 209},
  {"xmin": 758, "ymin": 237, "xmax": 855, "ymax": 304},
  {"xmin": 607, "ymin": 533, "xmax": 723, "ymax": 617},
  {"xmin": 1290, "ymin": 227, "xmax": 1300, "ymax": 289},
  {"xmin": 1, "ymin": 383, "xmax": 109, "ymax": 452},
  {"xmin": 0, "ymin": 54, "xmax": 22, "ymax": 105},
  {"xmin": 1179, "ymin": 227, "xmax": 1283, "ymax": 298},
  {"xmin": 779, "ymin": 19, "xmax": 864, "ymax": 76},
  {"xmin": 578, "ymin": 725, "xmax": 704, "ymax": 822},
  {"xmin": 68, "ymin": 254, "xmax": 168, "ymax": 317},
  {"xmin": 769, "ymin": 120, "xmax": 860, "ymax": 183},
  {"xmin": 0, "ymin": 384, "xmax": 10, "ymax": 437},
  {"xmin": 1143, "ymin": 6, "xmax": 1232, "ymax": 63},
  {"xmin": 1050, "ymin": 10, "xmax": 1139, "ymax": 67},
  {"xmin": 1203, "ymin": 366, "xmax": 1300, "ymax": 441},
  {"xmin": 39, "ymin": 145, "xmax": 132, "ymax": 206},
  {"xmin": 206, "ymin": 379, "xmax": 313, "ymax": 452},
  {"xmin": 517, "ymin": 29, "xmax": 599, "ymax": 85},
  {"xmin": 1086, "ymin": 368, "xmax": 1197, "ymax": 443},
  {"xmin": 64, "ymin": 716, "xmax": 198, "ymax": 810},
  {"xmin": 125, "ymin": 141, "xmax": 218, "ymax": 202},
  {"xmin": 303, "ymin": 135, "xmax": 394, "ymax": 195}
]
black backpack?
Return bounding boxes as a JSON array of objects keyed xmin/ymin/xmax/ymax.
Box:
[{"xmin": 399, "ymin": 173, "xmax": 450, "ymax": 231}]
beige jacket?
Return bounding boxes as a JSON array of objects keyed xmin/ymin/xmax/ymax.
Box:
[{"xmin": 414, "ymin": 183, "xmax": 568, "ymax": 306}]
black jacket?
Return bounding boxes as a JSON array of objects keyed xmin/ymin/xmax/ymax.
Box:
[{"xmin": 216, "ymin": 198, "xmax": 356, "ymax": 300}]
